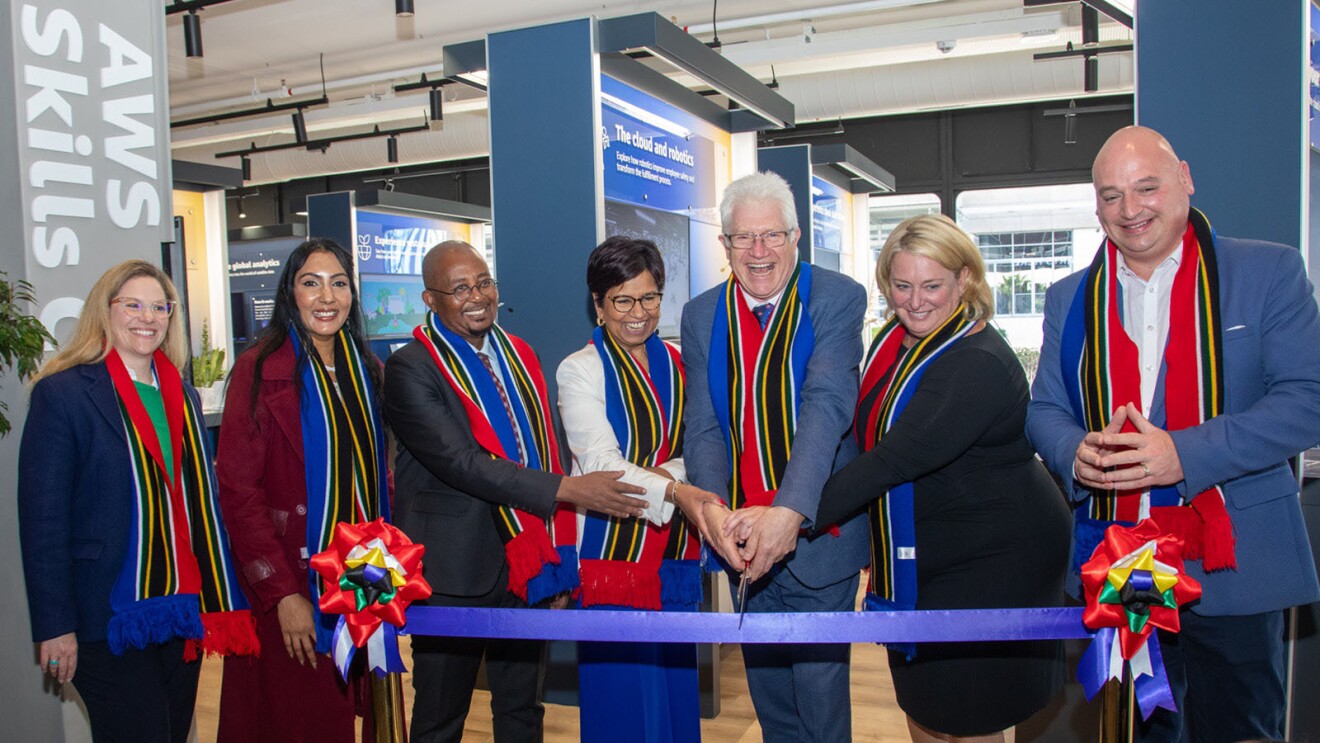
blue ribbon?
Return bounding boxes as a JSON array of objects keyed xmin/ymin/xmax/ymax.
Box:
[
  {"xmin": 403, "ymin": 606, "xmax": 1091, "ymax": 645},
  {"xmin": 330, "ymin": 616, "xmax": 407, "ymax": 681},
  {"xmin": 1076, "ymin": 626, "xmax": 1177, "ymax": 720}
]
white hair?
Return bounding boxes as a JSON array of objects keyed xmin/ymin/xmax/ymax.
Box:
[{"xmin": 719, "ymin": 171, "xmax": 798, "ymax": 233}]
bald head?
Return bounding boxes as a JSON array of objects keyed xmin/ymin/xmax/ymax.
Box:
[
  {"xmin": 421, "ymin": 240, "xmax": 498, "ymax": 346},
  {"xmin": 1092, "ymin": 125, "xmax": 1195, "ymax": 278}
]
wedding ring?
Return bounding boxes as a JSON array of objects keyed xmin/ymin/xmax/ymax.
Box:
[
  {"xmin": 1140, "ymin": 463, "xmax": 1151, "ymax": 477},
  {"xmin": 47, "ymin": 659, "xmax": 58, "ymax": 666}
]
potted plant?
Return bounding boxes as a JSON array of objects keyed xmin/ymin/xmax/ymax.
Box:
[
  {"xmin": 0, "ymin": 272, "xmax": 56, "ymax": 438},
  {"xmin": 193, "ymin": 319, "xmax": 227, "ymax": 410}
]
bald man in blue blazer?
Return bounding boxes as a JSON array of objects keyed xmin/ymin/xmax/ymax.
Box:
[{"xmin": 1028, "ymin": 126, "xmax": 1320, "ymax": 742}]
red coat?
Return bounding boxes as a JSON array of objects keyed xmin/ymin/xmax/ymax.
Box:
[{"xmin": 215, "ymin": 338, "xmax": 371, "ymax": 743}]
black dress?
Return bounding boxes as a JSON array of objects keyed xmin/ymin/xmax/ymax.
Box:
[{"xmin": 816, "ymin": 328, "xmax": 1071, "ymax": 736}]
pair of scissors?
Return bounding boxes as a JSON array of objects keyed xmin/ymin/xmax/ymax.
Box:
[{"xmin": 737, "ymin": 550, "xmax": 750, "ymax": 628}]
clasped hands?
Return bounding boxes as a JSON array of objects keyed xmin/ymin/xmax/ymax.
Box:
[
  {"xmin": 673, "ymin": 485, "xmax": 803, "ymax": 584},
  {"xmin": 1073, "ymin": 402, "xmax": 1184, "ymax": 491}
]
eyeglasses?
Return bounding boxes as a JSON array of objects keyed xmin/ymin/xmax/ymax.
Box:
[
  {"xmin": 110, "ymin": 297, "xmax": 176, "ymax": 318},
  {"xmin": 427, "ymin": 278, "xmax": 498, "ymax": 301},
  {"xmin": 606, "ymin": 292, "xmax": 663, "ymax": 313},
  {"xmin": 723, "ymin": 230, "xmax": 792, "ymax": 250}
]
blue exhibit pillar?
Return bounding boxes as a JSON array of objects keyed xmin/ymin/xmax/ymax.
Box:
[
  {"xmin": 757, "ymin": 145, "xmax": 814, "ymax": 264},
  {"xmin": 1136, "ymin": 1, "xmax": 1307, "ymax": 250},
  {"xmin": 487, "ymin": 18, "xmax": 601, "ymax": 389}
]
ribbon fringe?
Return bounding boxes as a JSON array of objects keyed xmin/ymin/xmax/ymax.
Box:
[
  {"xmin": 107, "ymin": 595, "xmax": 205, "ymax": 656},
  {"xmin": 659, "ymin": 559, "xmax": 703, "ymax": 612},
  {"xmin": 525, "ymin": 545, "xmax": 579, "ymax": 607},
  {"xmin": 580, "ymin": 559, "xmax": 662, "ymax": 610}
]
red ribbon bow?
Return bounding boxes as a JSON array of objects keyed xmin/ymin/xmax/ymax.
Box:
[{"xmin": 310, "ymin": 518, "xmax": 431, "ymax": 647}]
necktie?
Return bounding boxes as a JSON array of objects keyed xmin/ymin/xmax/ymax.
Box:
[
  {"xmin": 752, "ymin": 302, "xmax": 774, "ymax": 330},
  {"xmin": 479, "ymin": 352, "xmax": 526, "ymax": 461}
]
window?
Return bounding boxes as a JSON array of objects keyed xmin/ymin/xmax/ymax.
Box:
[{"xmin": 868, "ymin": 193, "xmax": 941, "ymax": 320}]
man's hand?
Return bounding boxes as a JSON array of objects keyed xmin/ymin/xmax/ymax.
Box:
[
  {"xmin": 740, "ymin": 506, "xmax": 805, "ymax": 583},
  {"xmin": 276, "ymin": 593, "xmax": 319, "ymax": 668},
  {"xmin": 39, "ymin": 632, "xmax": 77, "ymax": 684},
  {"xmin": 722, "ymin": 505, "xmax": 769, "ymax": 544},
  {"xmin": 1073, "ymin": 405, "xmax": 1130, "ymax": 489},
  {"xmin": 673, "ymin": 483, "xmax": 724, "ymax": 544},
  {"xmin": 556, "ymin": 471, "xmax": 647, "ymax": 519},
  {"xmin": 1095, "ymin": 403, "xmax": 1185, "ymax": 489}
]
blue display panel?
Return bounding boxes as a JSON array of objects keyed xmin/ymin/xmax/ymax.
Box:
[
  {"xmin": 354, "ymin": 210, "xmax": 472, "ymax": 276},
  {"xmin": 601, "ymin": 75, "xmax": 717, "ymax": 213},
  {"xmin": 361, "ymin": 273, "xmax": 427, "ymax": 339},
  {"xmin": 228, "ymin": 237, "xmax": 302, "ymax": 347},
  {"xmin": 604, "ymin": 200, "xmax": 690, "ymax": 338},
  {"xmin": 811, "ymin": 175, "xmax": 847, "ymax": 272}
]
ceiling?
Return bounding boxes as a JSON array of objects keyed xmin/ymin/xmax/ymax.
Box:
[{"xmin": 165, "ymin": 0, "xmax": 1134, "ymax": 185}]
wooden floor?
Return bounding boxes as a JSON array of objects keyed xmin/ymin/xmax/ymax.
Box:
[{"xmin": 194, "ymin": 638, "xmax": 915, "ymax": 742}]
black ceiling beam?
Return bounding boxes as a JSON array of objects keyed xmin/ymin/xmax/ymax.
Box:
[
  {"xmin": 214, "ymin": 121, "xmax": 430, "ymax": 159},
  {"xmin": 1022, "ymin": 0, "xmax": 1133, "ymax": 29},
  {"xmin": 1032, "ymin": 42, "xmax": 1132, "ymax": 61},
  {"xmin": 165, "ymin": 0, "xmax": 239, "ymax": 15},
  {"xmin": 392, "ymin": 73, "xmax": 457, "ymax": 94},
  {"xmin": 172, "ymin": 95, "xmax": 329, "ymax": 129}
]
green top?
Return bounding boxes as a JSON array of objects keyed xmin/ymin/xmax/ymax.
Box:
[{"xmin": 135, "ymin": 380, "xmax": 175, "ymax": 482}]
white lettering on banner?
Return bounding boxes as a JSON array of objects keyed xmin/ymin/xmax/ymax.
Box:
[{"xmin": 16, "ymin": 3, "xmax": 167, "ymax": 343}]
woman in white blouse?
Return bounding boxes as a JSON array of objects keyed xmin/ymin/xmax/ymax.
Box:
[{"xmin": 556, "ymin": 236, "xmax": 729, "ymax": 743}]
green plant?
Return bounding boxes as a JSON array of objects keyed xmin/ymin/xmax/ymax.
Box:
[
  {"xmin": 193, "ymin": 319, "xmax": 226, "ymax": 388},
  {"xmin": 0, "ymin": 272, "xmax": 56, "ymax": 437}
]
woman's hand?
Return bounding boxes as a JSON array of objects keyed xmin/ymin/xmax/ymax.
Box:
[
  {"xmin": 40, "ymin": 633, "xmax": 77, "ymax": 684},
  {"xmin": 701, "ymin": 502, "xmax": 745, "ymax": 569},
  {"xmin": 276, "ymin": 593, "xmax": 319, "ymax": 668},
  {"xmin": 722, "ymin": 505, "xmax": 769, "ymax": 545}
]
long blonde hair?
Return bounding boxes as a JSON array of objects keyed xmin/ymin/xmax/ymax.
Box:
[
  {"xmin": 33, "ymin": 260, "xmax": 188, "ymax": 383},
  {"xmin": 875, "ymin": 214, "xmax": 995, "ymax": 323}
]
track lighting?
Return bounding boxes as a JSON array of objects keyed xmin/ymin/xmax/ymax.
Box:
[
  {"xmin": 395, "ymin": 0, "xmax": 414, "ymax": 18},
  {"xmin": 240, "ymin": 155, "xmax": 251, "ymax": 181},
  {"xmin": 291, "ymin": 109, "xmax": 308, "ymax": 144},
  {"xmin": 183, "ymin": 10, "xmax": 203, "ymax": 58},
  {"xmin": 429, "ymin": 88, "xmax": 444, "ymax": 122},
  {"xmin": 387, "ymin": 136, "xmax": 399, "ymax": 163}
]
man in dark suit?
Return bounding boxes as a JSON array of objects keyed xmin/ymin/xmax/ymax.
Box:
[
  {"xmin": 1028, "ymin": 126, "xmax": 1320, "ymax": 742},
  {"xmin": 384, "ymin": 241, "xmax": 647, "ymax": 743},
  {"xmin": 677, "ymin": 172, "xmax": 870, "ymax": 742}
]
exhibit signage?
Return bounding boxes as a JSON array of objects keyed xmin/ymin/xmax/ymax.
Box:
[
  {"xmin": 11, "ymin": 0, "xmax": 173, "ymax": 346},
  {"xmin": 600, "ymin": 74, "xmax": 716, "ymax": 213},
  {"xmin": 354, "ymin": 209, "xmax": 471, "ymax": 275},
  {"xmin": 811, "ymin": 175, "xmax": 848, "ymax": 271}
]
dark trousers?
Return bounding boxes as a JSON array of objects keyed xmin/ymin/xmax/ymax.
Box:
[
  {"xmin": 737, "ymin": 569, "xmax": 858, "ymax": 743},
  {"xmin": 409, "ymin": 580, "xmax": 545, "ymax": 743},
  {"xmin": 74, "ymin": 638, "xmax": 201, "ymax": 743},
  {"xmin": 1136, "ymin": 610, "xmax": 1285, "ymax": 743}
]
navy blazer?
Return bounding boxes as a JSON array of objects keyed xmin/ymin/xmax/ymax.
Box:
[
  {"xmin": 680, "ymin": 265, "xmax": 870, "ymax": 588},
  {"xmin": 18, "ymin": 362, "xmax": 210, "ymax": 643},
  {"xmin": 1027, "ymin": 235, "xmax": 1320, "ymax": 615}
]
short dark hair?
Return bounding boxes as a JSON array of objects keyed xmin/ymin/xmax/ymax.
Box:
[{"xmin": 586, "ymin": 236, "xmax": 665, "ymax": 303}]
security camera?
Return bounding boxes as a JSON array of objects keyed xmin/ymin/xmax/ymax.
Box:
[{"xmin": 936, "ymin": 39, "xmax": 956, "ymax": 54}]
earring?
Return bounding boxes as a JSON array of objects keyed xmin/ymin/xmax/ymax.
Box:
[{"xmin": 596, "ymin": 316, "xmax": 605, "ymax": 326}]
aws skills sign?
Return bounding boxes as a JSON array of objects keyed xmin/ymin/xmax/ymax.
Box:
[{"xmin": 13, "ymin": 2, "xmax": 173, "ymax": 345}]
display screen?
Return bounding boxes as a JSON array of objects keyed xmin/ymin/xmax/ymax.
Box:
[{"xmin": 361, "ymin": 273, "xmax": 427, "ymax": 338}]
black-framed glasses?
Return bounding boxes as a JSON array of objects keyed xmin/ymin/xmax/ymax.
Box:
[
  {"xmin": 427, "ymin": 278, "xmax": 498, "ymax": 301},
  {"xmin": 110, "ymin": 297, "xmax": 176, "ymax": 318},
  {"xmin": 606, "ymin": 292, "xmax": 663, "ymax": 313},
  {"xmin": 723, "ymin": 230, "xmax": 792, "ymax": 250}
]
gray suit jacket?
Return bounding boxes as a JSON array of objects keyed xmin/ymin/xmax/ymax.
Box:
[
  {"xmin": 680, "ymin": 264, "xmax": 870, "ymax": 588},
  {"xmin": 1027, "ymin": 234, "xmax": 1320, "ymax": 615}
]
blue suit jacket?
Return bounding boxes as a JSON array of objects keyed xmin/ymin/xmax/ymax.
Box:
[
  {"xmin": 1027, "ymin": 235, "xmax": 1320, "ymax": 615},
  {"xmin": 680, "ymin": 265, "xmax": 870, "ymax": 588},
  {"xmin": 18, "ymin": 362, "xmax": 209, "ymax": 643}
]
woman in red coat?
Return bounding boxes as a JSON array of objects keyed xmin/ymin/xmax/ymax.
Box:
[{"xmin": 216, "ymin": 238, "xmax": 390, "ymax": 742}]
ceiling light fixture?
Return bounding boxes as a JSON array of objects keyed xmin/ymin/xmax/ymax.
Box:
[
  {"xmin": 240, "ymin": 154, "xmax": 251, "ymax": 181},
  {"xmin": 387, "ymin": 135, "xmax": 399, "ymax": 163},
  {"xmin": 428, "ymin": 88, "xmax": 444, "ymax": 122},
  {"xmin": 291, "ymin": 109, "xmax": 309, "ymax": 144},
  {"xmin": 395, "ymin": 0, "xmax": 414, "ymax": 18},
  {"xmin": 183, "ymin": 10, "xmax": 203, "ymax": 57}
]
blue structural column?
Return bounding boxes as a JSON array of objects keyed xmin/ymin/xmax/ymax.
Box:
[
  {"xmin": 757, "ymin": 144, "xmax": 814, "ymax": 263},
  {"xmin": 1137, "ymin": 4, "xmax": 1317, "ymax": 740},
  {"xmin": 1136, "ymin": 1, "xmax": 1307, "ymax": 249},
  {"xmin": 487, "ymin": 18, "xmax": 601, "ymax": 391}
]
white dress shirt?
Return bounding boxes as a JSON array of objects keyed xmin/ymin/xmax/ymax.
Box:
[
  {"xmin": 1116, "ymin": 246, "xmax": 1182, "ymax": 413},
  {"xmin": 556, "ymin": 343, "xmax": 683, "ymax": 526}
]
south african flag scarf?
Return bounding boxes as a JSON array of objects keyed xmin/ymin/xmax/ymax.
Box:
[
  {"xmin": 569, "ymin": 327, "xmax": 701, "ymax": 611},
  {"xmin": 708, "ymin": 262, "xmax": 815, "ymax": 511},
  {"xmin": 105, "ymin": 349, "xmax": 257, "ymax": 658},
  {"xmin": 1061, "ymin": 207, "xmax": 1235, "ymax": 572},
  {"xmin": 290, "ymin": 328, "xmax": 390, "ymax": 653},
  {"xmin": 413, "ymin": 314, "xmax": 576, "ymax": 605},
  {"xmin": 855, "ymin": 307, "xmax": 973, "ymax": 611}
]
